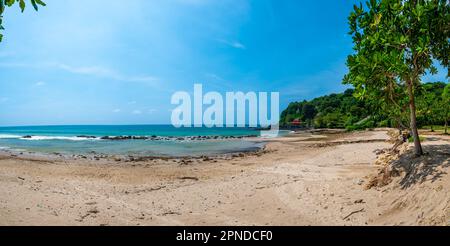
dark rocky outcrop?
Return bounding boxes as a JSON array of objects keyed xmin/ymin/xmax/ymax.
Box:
[
  {"xmin": 77, "ymin": 135, "xmax": 97, "ymax": 139},
  {"xmin": 98, "ymin": 135, "xmax": 259, "ymax": 141}
]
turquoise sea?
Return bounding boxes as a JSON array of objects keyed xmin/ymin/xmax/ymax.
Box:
[{"xmin": 0, "ymin": 125, "xmax": 287, "ymax": 157}]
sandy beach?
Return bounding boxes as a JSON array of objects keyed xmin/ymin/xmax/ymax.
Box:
[{"xmin": 0, "ymin": 129, "xmax": 448, "ymax": 226}]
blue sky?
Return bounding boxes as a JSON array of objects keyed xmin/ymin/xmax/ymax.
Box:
[{"xmin": 0, "ymin": 0, "xmax": 447, "ymax": 126}]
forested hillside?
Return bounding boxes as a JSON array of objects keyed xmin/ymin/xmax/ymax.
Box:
[{"xmin": 280, "ymin": 82, "xmax": 449, "ymax": 132}]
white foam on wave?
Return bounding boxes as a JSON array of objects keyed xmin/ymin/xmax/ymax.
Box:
[
  {"xmin": 0, "ymin": 134, "xmax": 22, "ymax": 139},
  {"xmin": 259, "ymin": 130, "xmax": 293, "ymax": 139},
  {"xmin": 21, "ymin": 136, "xmax": 100, "ymax": 141}
]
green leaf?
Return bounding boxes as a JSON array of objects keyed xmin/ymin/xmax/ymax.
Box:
[
  {"xmin": 19, "ymin": 0, "xmax": 25, "ymax": 12},
  {"xmin": 5, "ymin": 0, "xmax": 15, "ymax": 7},
  {"xmin": 30, "ymin": 0, "xmax": 38, "ymax": 11},
  {"xmin": 35, "ymin": 0, "xmax": 46, "ymax": 7},
  {"xmin": 0, "ymin": 0, "xmax": 5, "ymax": 14},
  {"xmin": 429, "ymin": 66, "xmax": 438, "ymax": 75}
]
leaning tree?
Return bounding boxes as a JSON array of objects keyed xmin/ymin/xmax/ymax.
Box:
[{"xmin": 344, "ymin": 0, "xmax": 449, "ymax": 156}]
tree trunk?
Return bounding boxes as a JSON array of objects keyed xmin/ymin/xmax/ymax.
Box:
[
  {"xmin": 445, "ymin": 120, "xmax": 448, "ymax": 135},
  {"xmin": 407, "ymin": 80, "xmax": 424, "ymax": 156},
  {"xmin": 446, "ymin": 109, "xmax": 449, "ymax": 135}
]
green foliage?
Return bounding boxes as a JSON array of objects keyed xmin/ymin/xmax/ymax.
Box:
[
  {"xmin": 377, "ymin": 119, "xmax": 391, "ymax": 128},
  {"xmin": 280, "ymin": 88, "xmax": 378, "ymax": 129},
  {"xmin": 416, "ymin": 82, "xmax": 448, "ymax": 128},
  {"xmin": 343, "ymin": 0, "xmax": 449, "ymax": 156},
  {"xmin": 280, "ymin": 82, "xmax": 448, "ymax": 130},
  {"xmin": 0, "ymin": 0, "xmax": 45, "ymax": 42},
  {"xmin": 442, "ymin": 83, "xmax": 450, "ymax": 133},
  {"xmin": 345, "ymin": 0, "xmax": 449, "ymax": 105},
  {"xmin": 408, "ymin": 135, "xmax": 425, "ymax": 143}
]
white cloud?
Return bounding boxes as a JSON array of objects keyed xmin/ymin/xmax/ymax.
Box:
[
  {"xmin": 0, "ymin": 62, "xmax": 32, "ymax": 68},
  {"xmin": 57, "ymin": 63, "xmax": 159, "ymax": 84},
  {"xmin": 58, "ymin": 64, "xmax": 112, "ymax": 77},
  {"xmin": 132, "ymin": 110, "xmax": 142, "ymax": 115},
  {"xmin": 175, "ymin": 0, "xmax": 214, "ymax": 6},
  {"xmin": 204, "ymin": 73, "xmax": 235, "ymax": 89},
  {"xmin": 148, "ymin": 109, "xmax": 157, "ymax": 114},
  {"xmin": 112, "ymin": 109, "xmax": 121, "ymax": 113},
  {"xmin": 280, "ymin": 62, "xmax": 349, "ymax": 100},
  {"xmin": 217, "ymin": 39, "xmax": 246, "ymax": 49},
  {"xmin": 0, "ymin": 51, "xmax": 14, "ymax": 58},
  {"xmin": 0, "ymin": 62, "xmax": 159, "ymax": 85},
  {"xmin": 35, "ymin": 81, "xmax": 46, "ymax": 86}
]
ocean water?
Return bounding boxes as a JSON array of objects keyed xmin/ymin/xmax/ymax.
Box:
[{"xmin": 0, "ymin": 125, "xmax": 285, "ymax": 157}]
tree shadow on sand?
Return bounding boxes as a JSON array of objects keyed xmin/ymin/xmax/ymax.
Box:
[{"xmin": 390, "ymin": 144, "xmax": 450, "ymax": 189}]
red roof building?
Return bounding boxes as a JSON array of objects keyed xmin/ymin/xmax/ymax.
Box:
[{"xmin": 291, "ymin": 119, "xmax": 302, "ymax": 126}]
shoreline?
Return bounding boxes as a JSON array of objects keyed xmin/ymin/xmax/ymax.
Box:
[
  {"xmin": 0, "ymin": 130, "xmax": 278, "ymax": 159},
  {"xmin": 0, "ymin": 128, "xmax": 346, "ymax": 162},
  {"xmin": 0, "ymin": 128, "xmax": 448, "ymax": 226},
  {"xmin": 0, "ymin": 128, "xmax": 297, "ymax": 161},
  {"xmin": 0, "ymin": 136, "xmax": 269, "ymax": 163}
]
